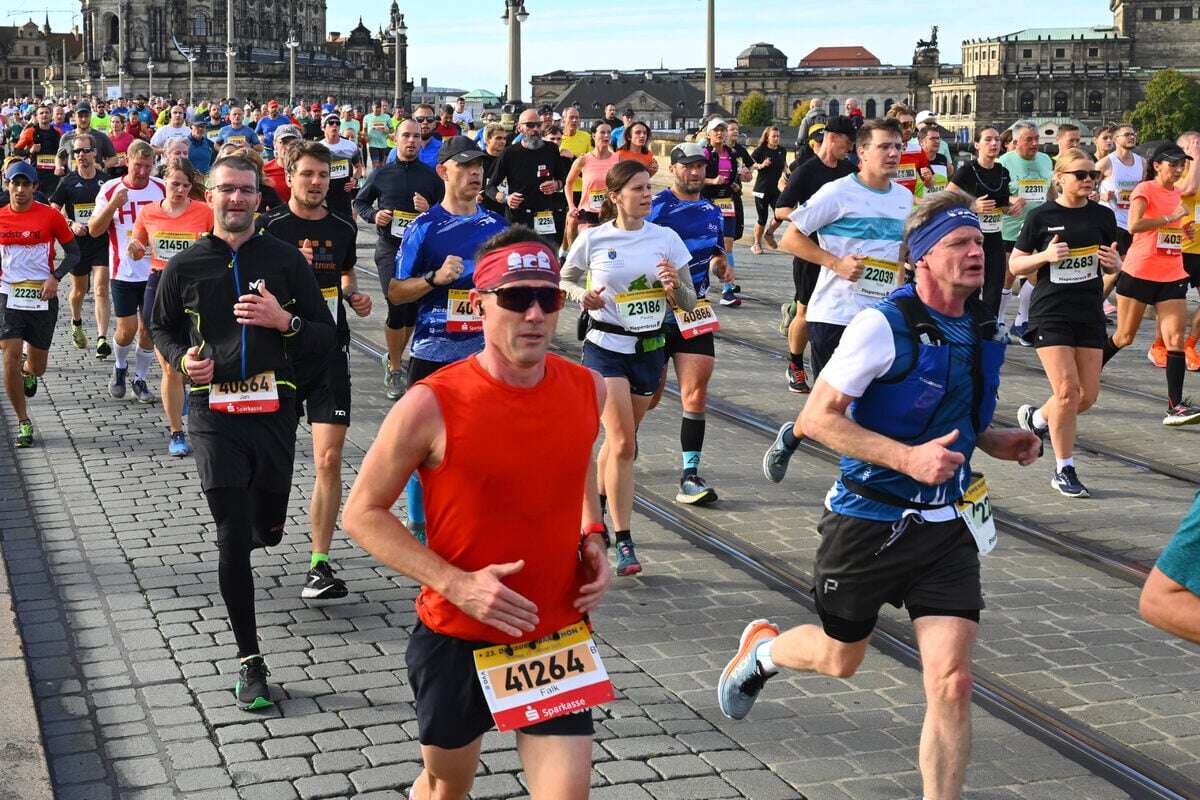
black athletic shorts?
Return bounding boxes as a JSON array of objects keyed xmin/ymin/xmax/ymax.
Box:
[
  {"xmin": 71, "ymin": 245, "xmax": 108, "ymax": 276},
  {"xmin": 664, "ymin": 324, "xmax": 715, "ymax": 358},
  {"xmin": 793, "ymin": 258, "xmax": 819, "ymax": 305},
  {"xmin": 1184, "ymin": 253, "xmax": 1200, "ymax": 290},
  {"xmin": 1003, "ymin": 238, "xmax": 1016, "ymax": 253},
  {"xmin": 813, "ymin": 509, "xmax": 983, "ymax": 643},
  {"xmin": 0, "ymin": 293, "xmax": 57, "ymax": 350},
  {"xmin": 368, "ymin": 147, "xmax": 390, "ymax": 165},
  {"xmin": 1115, "ymin": 227, "xmax": 1133, "ymax": 257},
  {"xmin": 295, "ymin": 347, "xmax": 351, "ymax": 426},
  {"xmin": 141, "ymin": 271, "xmax": 163, "ymax": 329},
  {"xmin": 408, "ymin": 355, "xmax": 451, "ymax": 386},
  {"xmin": 576, "ymin": 210, "xmax": 601, "ymax": 227},
  {"xmin": 406, "ymin": 621, "xmax": 595, "ymax": 749},
  {"xmin": 188, "ymin": 396, "xmax": 298, "ymax": 495},
  {"xmin": 582, "ymin": 340, "xmax": 667, "ymax": 397},
  {"xmin": 733, "ymin": 194, "xmax": 745, "ymax": 241},
  {"xmin": 1030, "ymin": 319, "xmax": 1107, "ymax": 350},
  {"xmin": 754, "ymin": 190, "xmax": 779, "ymax": 227},
  {"xmin": 1115, "ymin": 272, "xmax": 1189, "ymax": 305},
  {"xmin": 375, "ymin": 243, "xmax": 417, "ymax": 330},
  {"xmin": 806, "ymin": 321, "xmax": 846, "ymax": 381},
  {"xmin": 111, "ymin": 278, "xmax": 146, "ymax": 319}
]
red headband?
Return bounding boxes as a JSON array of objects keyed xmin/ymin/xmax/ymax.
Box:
[{"xmin": 473, "ymin": 241, "xmax": 561, "ymax": 290}]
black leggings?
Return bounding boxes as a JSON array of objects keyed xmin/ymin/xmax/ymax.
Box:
[
  {"xmin": 204, "ymin": 487, "xmax": 291, "ymax": 658},
  {"xmin": 980, "ymin": 232, "xmax": 1007, "ymax": 320}
]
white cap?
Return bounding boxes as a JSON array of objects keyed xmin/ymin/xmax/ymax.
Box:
[
  {"xmin": 705, "ymin": 117, "xmax": 727, "ymax": 132},
  {"xmin": 915, "ymin": 110, "xmax": 937, "ymax": 125}
]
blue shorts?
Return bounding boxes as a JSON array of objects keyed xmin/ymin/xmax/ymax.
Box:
[
  {"xmin": 582, "ymin": 340, "xmax": 666, "ymax": 397},
  {"xmin": 112, "ymin": 278, "xmax": 147, "ymax": 319}
]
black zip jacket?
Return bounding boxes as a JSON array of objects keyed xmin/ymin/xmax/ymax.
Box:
[
  {"xmin": 352, "ymin": 157, "xmax": 444, "ymax": 250},
  {"xmin": 149, "ymin": 230, "xmax": 335, "ymax": 395}
]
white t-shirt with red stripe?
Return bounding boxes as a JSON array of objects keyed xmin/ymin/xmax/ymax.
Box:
[{"xmin": 94, "ymin": 176, "xmax": 166, "ymax": 282}]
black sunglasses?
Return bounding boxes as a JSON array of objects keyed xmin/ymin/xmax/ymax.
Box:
[
  {"xmin": 521, "ymin": 121, "xmax": 542, "ymax": 129},
  {"xmin": 1063, "ymin": 169, "xmax": 1102, "ymax": 181},
  {"xmin": 481, "ymin": 286, "xmax": 564, "ymax": 313},
  {"xmin": 411, "ymin": 115, "xmax": 435, "ymax": 123},
  {"xmin": 72, "ymin": 147, "xmax": 94, "ymax": 155}
]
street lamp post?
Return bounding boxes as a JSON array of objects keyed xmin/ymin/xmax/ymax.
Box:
[
  {"xmin": 390, "ymin": 16, "xmax": 407, "ymax": 110},
  {"xmin": 147, "ymin": 59, "xmax": 154, "ymax": 100},
  {"xmin": 117, "ymin": 0, "xmax": 124, "ymax": 97},
  {"xmin": 704, "ymin": 0, "xmax": 717, "ymax": 115},
  {"xmin": 225, "ymin": 0, "xmax": 234, "ymax": 100},
  {"xmin": 186, "ymin": 55, "xmax": 196, "ymax": 107},
  {"xmin": 286, "ymin": 32, "xmax": 298, "ymax": 107},
  {"xmin": 501, "ymin": 0, "xmax": 529, "ymax": 107}
]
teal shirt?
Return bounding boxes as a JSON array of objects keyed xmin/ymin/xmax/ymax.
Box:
[
  {"xmin": 998, "ymin": 150, "xmax": 1054, "ymax": 241},
  {"xmin": 1157, "ymin": 492, "xmax": 1200, "ymax": 596}
]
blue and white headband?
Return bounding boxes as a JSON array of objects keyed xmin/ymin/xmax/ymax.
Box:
[{"xmin": 907, "ymin": 206, "xmax": 980, "ymax": 265}]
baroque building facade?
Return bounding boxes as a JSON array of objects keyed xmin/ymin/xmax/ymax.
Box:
[{"xmin": 72, "ymin": 0, "xmax": 410, "ymax": 104}]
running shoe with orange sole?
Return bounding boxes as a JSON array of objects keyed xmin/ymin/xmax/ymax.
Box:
[
  {"xmin": 1148, "ymin": 338, "xmax": 1167, "ymax": 368},
  {"xmin": 717, "ymin": 619, "xmax": 780, "ymax": 720}
]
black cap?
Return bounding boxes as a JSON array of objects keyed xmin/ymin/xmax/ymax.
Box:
[
  {"xmin": 823, "ymin": 115, "xmax": 856, "ymax": 137},
  {"xmin": 437, "ymin": 135, "xmax": 488, "ymax": 164},
  {"xmin": 74, "ymin": 101, "xmax": 92, "ymax": 114},
  {"xmin": 1150, "ymin": 142, "xmax": 1193, "ymax": 164}
]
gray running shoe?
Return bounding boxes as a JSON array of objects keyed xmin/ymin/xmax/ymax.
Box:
[
  {"xmin": 717, "ymin": 619, "xmax": 780, "ymax": 720},
  {"xmin": 762, "ymin": 422, "xmax": 797, "ymax": 484},
  {"xmin": 383, "ymin": 353, "xmax": 405, "ymax": 401},
  {"xmin": 109, "ymin": 366, "xmax": 127, "ymax": 398},
  {"xmin": 131, "ymin": 377, "xmax": 156, "ymax": 404},
  {"xmin": 1016, "ymin": 403, "xmax": 1047, "ymax": 457},
  {"xmin": 778, "ymin": 301, "xmax": 797, "ymax": 336}
]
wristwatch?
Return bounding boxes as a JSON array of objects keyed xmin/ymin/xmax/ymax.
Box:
[
  {"xmin": 288, "ymin": 315, "xmax": 302, "ymax": 334},
  {"xmin": 423, "ymin": 270, "xmax": 439, "ymax": 287}
]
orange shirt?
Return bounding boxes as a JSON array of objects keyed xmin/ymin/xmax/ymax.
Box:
[
  {"xmin": 1125, "ymin": 180, "xmax": 1188, "ymax": 282},
  {"xmin": 416, "ymin": 353, "xmax": 600, "ymax": 644},
  {"xmin": 618, "ymin": 149, "xmax": 655, "ymax": 168},
  {"xmin": 131, "ymin": 199, "xmax": 214, "ymax": 271}
]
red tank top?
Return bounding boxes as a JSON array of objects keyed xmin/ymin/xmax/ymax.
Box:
[{"xmin": 415, "ymin": 353, "xmax": 600, "ymax": 643}]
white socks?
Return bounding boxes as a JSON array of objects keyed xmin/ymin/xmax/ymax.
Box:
[
  {"xmin": 1014, "ymin": 281, "xmax": 1033, "ymax": 326},
  {"xmin": 1056, "ymin": 456, "xmax": 1074, "ymax": 471},
  {"xmin": 998, "ymin": 288, "xmax": 1012, "ymax": 323},
  {"xmin": 1031, "ymin": 408, "xmax": 1047, "ymax": 430},
  {"xmin": 755, "ymin": 639, "xmax": 778, "ymax": 676},
  {"xmin": 114, "ymin": 342, "xmax": 133, "ymax": 369},
  {"xmin": 134, "ymin": 348, "xmax": 154, "ymax": 381}
]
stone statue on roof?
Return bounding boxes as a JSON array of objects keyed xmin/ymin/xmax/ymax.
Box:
[{"xmin": 917, "ymin": 26, "xmax": 939, "ymax": 50}]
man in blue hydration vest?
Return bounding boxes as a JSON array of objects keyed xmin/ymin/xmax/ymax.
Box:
[
  {"xmin": 647, "ymin": 142, "xmax": 730, "ymax": 506},
  {"xmin": 388, "ymin": 135, "xmax": 508, "ymax": 542},
  {"xmin": 716, "ymin": 193, "xmax": 1041, "ymax": 800}
]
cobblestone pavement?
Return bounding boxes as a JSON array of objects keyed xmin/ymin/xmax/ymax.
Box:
[{"xmin": 0, "ymin": 227, "xmax": 1196, "ymax": 798}]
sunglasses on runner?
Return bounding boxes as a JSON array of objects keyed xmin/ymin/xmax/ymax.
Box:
[
  {"xmin": 411, "ymin": 115, "xmax": 435, "ymax": 123},
  {"xmin": 72, "ymin": 147, "xmax": 95, "ymax": 154},
  {"xmin": 1063, "ymin": 169, "xmax": 1102, "ymax": 181},
  {"xmin": 480, "ymin": 286, "xmax": 565, "ymax": 313},
  {"xmin": 521, "ymin": 121, "xmax": 542, "ymax": 129}
]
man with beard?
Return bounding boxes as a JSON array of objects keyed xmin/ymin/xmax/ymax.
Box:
[
  {"xmin": 485, "ymin": 108, "xmax": 568, "ymax": 248},
  {"xmin": 149, "ymin": 154, "xmax": 335, "ymax": 711},
  {"xmin": 263, "ymin": 140, "xmax": 371, "ymax": 601}
]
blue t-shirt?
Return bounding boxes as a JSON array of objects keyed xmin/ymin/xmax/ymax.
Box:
[
  {"xmin": 828, "ymin": 298, "xmax": 980, "ymax": 521},
  {"xmin": 1157, "ymin": 493, "xmax": 1200, "ymax": 596},
  {"xmin": 217, "ymin": 124, "xmax": 260, "ymax": 147},
  {"xmin": 255, "ymin": 115, "xmax": 291, "ymax": 151},
  {"xmin": 388, "ymin": 136, "xmax": 442, "ymax": 168},
  {"xmin": 648, "ymin": 189, "xmax": 724, "ymax": 302},
  {"xmin": 395, "ymin": 204, "xmax": 509, "ymax": 363}
]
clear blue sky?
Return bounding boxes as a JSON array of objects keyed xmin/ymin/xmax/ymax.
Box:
[{"xmin": 19, "ymin": 0, "xmax": 1112, "ymax": 96}]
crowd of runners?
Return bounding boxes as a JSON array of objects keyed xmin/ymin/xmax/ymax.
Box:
[{"xmin": 5, "ymin": 88, "xmax": 1200, "ymax": 800}]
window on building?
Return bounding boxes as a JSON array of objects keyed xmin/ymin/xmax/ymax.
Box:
[
  {"xmin": 964, "ymin": 95, "xmax": 972, "ymax": 115},
  {"xmin": 1088, "ymin": 46, "xmax": 1099, "ymax": 57},
  {"xmin": 1182, "ymin": 6, "xmax": 1194, "ymax": 19},
  {"xmin": 1020, "ymin": 91, "xmax": 1035, "ymax": 113},
  {"xmin": 865, "ymin": 98, "xmax": 876, "ymax": 118},
  {"xmin": 24, "ymin": 68, "xmax": 32, "ymax": 79},
  {"xmin": 1088, "ymin": 91, "xmax": 1104, "ymax": 115},
  {"xmin": 828, "ymin": 98, "xmax": 839, "ymax": 116},
  {"xmin": 1142, "ymin": 6, "xmax": 1156, "ymax": 18},
  {"xmin": 34, "ymin": 46, "xmax": 40, "ymax": 56},
  {"xmin": 884, "ymin": 98, "xmax": 893, "ymax": 114},
  {"xmin": 193, "ymin": 14, "xmax": 208, "ymax": 36},
  {"xmin": 1054, "ymin": 90, "xmax": 1069, "ymax": 113},
  {"xmin": 1022, "ymin": 48, "xmax": 1032, "ymax": 58},
  {"xmin": 951, "ymin": 96, "xmax": 958, "ymax": 115},
  {"xmin": 1162, "ymin": 6, "xmax": 1175, "ymax": 19},
  {"xmin": 1054, "ymin": 47, "xmax": 1065, "ymax": 58}
]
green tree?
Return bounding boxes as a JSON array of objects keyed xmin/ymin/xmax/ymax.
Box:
[
  {"xmin": 789, "ymin": 100, "xmax": 811, "ymax": 128},
  {"xmin": 1126, "ymin": 69, "xmax": 1200, "ymax": 142},
  {"xmin": 738, "ymin": 92, "xmax": 774, "ymax": 127}
]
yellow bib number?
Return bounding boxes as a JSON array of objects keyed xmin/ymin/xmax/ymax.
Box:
[
  {"xmin": 1017, "ymin": 179, "xmax": 1047, "ymax": 203},
  {"xmin": 614, "ymin": 287, "xmax": 667, "ymax": 333},
  {"xmin": 208, "ymin": 370, "xmax": 279, "ymax": 414},
  {"xmin": 321, "ymin": 285, "xmax": 340, "ymax": 322},
  {"xmin": 151, "ymin": 231, "xmax": 199, "ymax": 263},
  {"xmin": 533, "ymin": 210, "xmax": 556, "ymax": 235},
  {"xmin": 391, "ymin": 210, "xmax": 417, "ymax": 238},
  {"xmin": 330, "ymin": 159, "xmax": 351, "ymax": 180},
  {"xmin": 1157, "ymin": 227, "xmax": 1185, "ymax": 256},
  {"xmin": 855, "ymin": 257, "xmax": 900, "ymax": 301},
  {"xmin": 714, "ymin": 197, "xmax": 736, "ymax": 218},
  {"xmin": 672, "ymin": 298, "xmax": 719, "ymax": 339},
  {"xmin": 978, "ymin": 210, "xmax": 1002, "ymax": 234},
  {"xmin": 73, "ymin": 202, "xmax": 95, "ymax": 222},
  {"xmin": 955, "ymin": 474, "xmax": 996, "ymax": 555},
  {"xmin": 7, "ymin": 279, "xmax": 48, "ymax": 311},
  {"xmin": 1050, "ymin": 245, "xmax": 1099, "ymax": 285}
]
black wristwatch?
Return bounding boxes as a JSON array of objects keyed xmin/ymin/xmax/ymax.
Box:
[
  {"xmin": 423, "ymin": 270, "xmax": 439, "ymax": 287},
  {"xmin": 288, "ymin": 315, "xmax": 302, "ymax": 334}
]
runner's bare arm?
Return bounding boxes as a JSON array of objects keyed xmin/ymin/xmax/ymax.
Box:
[
  {"xmin": 976, "ymin": 428, "xmax": 1041, "ymax": 466},
  {"xmin": 1140, "ymin": 567, "xmax": 1200, "ymax": 645}
]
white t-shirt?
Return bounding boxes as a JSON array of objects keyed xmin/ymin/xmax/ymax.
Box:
[
  {"xmin": 150, "ymin": 124, "xmax": 190, "ymax": 148},
  {"xmin": 818, "ymin": 308, "xmax": 896, "ymax": 397},
  {"xmin": 1101, "ymin": 152, "xmax": 1144, "ymax": 231},
  {"xmin": 563, "ymin": 220, "xmax": 693, "ymax": 354},
  {"xmin": 94, "ymin": 176, "xmax": 167, "ymax": 282},
  {"xmin": 789, "ymin": 174, "xmax": 911, "ymax": 327}
]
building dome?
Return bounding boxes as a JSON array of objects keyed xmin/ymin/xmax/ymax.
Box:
[{"xmin": 737, "ymin": 43, "xmax": 787, "ymax": 70}]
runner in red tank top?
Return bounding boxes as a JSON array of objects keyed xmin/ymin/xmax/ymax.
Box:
[{"xmin": 345, "ymin": 227, "xmax": 610, "ymax": 800}]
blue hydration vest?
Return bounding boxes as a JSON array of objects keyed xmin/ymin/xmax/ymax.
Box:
[{"xmin": 834, "ymin": 283, "xmax": 1006, "ymax": 521}]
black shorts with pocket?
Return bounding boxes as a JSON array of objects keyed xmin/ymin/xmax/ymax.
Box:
[
  {"xmin": 295, "ymin": 347, "xmax": 352, "ymax": 426},
  {"xmin": 406, "ymin": 621, "xmax": 595, "ymax": 750},
  {"xmin": 664, "ymin": 324, "xmax": 715, "ymax": 358},
  {"xmin": 0, "ymin": 293, "xmax": 57, "ymax": 350},
  {"xmin": 111, "ymin": 278, "xmax": 147, "ymax": 319},
  {"xmin": 188, "ymin": 396, "xmax": 298, "ymax": 494},
  {"xmin": 1115, "ymin": 272, "xmax": 1189, "ymax": 305},
  {"xmin": 71, "ymin": 243, "xmax": 108, "ymax": 276},
  {"xmin": 1184, "ymin": 253, "xmax": 1200, "ymax": 290},
  {"xmin": 812, "ymin": 509, "xmax": 983, "ymax": 643},
  {"xmin": 793, "ymin": 258, "xmax": 820, "ymax": 305},
  {"xmin": 1030, "ymin": 319, "xmax": 1108, "ymax": 350}
]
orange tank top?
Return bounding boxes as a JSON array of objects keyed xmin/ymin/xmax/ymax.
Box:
[
  {"xmin": 582, "ymin": 151, "xmax": 620, "ymax": 212},
  {"xmin": 415, "ymin": 353, "xmax": 600, "ymax": 643}
]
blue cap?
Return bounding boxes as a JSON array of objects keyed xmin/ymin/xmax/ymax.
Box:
[{"xmin": 4, "ymin": 161, "xmax": 38, "ymax": 184}]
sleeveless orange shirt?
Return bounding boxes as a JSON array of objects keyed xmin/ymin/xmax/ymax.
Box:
[{"xmin": 415, "ymin": 353, "xmax": 600, "ymax": 643}]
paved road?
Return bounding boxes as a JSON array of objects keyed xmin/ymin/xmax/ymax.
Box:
[{"xmin": 0, "ymin": 222, "xmax": 1197, "ymax": 798}]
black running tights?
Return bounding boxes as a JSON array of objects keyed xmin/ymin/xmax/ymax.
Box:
[{"xmin": 204, "ymin": 487, "xmax": 290, "ymax": 658}]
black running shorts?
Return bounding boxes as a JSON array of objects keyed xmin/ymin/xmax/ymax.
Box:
[
  {"xmin": 295, "ymin": 347, "xmax": 352, "ymax": 426},
  {"xmin": 1115, "ymin": 272, "xmax": 1189, "ymax": 305},
  {"xmin": 792, "ymin": 258, "xmax": 820, "ymax": 305},
  {"xmin": 406, "ymin": 621, "xmax": 595, "ymax": 749},
  {"xmin": 0, "ymin": 294, "xmax": 57, "ymax": 350},
  {"xmin": 812, "ymin": 509, "xmax": 983, "ymax": 643},
  {"xmin": 188, "ymin": 397, "xmax": 298, "ymax": 494},
  {"xmin": 581, "ymin": 340, "xmax": 667, "ymax": 397},
  {"xmin": 664, "ymin": 324, "xmax": 715, "ymax": 358},
  {"xmin": 1184, "ymin": 253, "xmax": 1200, "ymax": 290},
  {"xmin": 1030, "ymin": 319, "xmax": 1108, "ymax": 350},
  {"xmin": 70, "ymin": 244, "xmax": 108, "ymax": 276},
  {"xmin": 375, "ymin": 243, "xmax": 417, "ymax": 330},
  {"xmin": 111, "ymin": 278, "xmax": 146, "ymax": 319}
]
